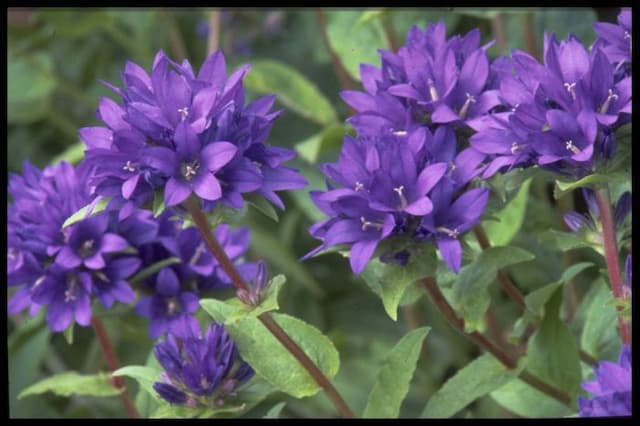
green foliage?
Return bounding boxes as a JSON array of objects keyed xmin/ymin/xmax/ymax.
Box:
[
  {"xmin": 554, "ymin": 173, "xmax": 628, "ymax": 199},
  {"xmin": 202, "ymin": 300, "xmax": 339, "ymax": 398},
  {"xmin": 112, "ymin": 365, "xmax": 163, "ymax": 401},
  {"xmin": 361, "ymin": 245, "xmax": 436, "ymax": 321},
  {"xmin": 450, "ymin": 246, "xmax": 535, "ymax": 332},
  {"xmin": 483, "ymin": 178, "xmax": 532, "ymax": 246},
  {"xmin": 62, "ymin": 197, "xmax": 111, "ymax": 228},
  {"xmin": 325, "ymin": 11, "xmax": 390, "ymax": 80},
  {"xmin": 422, "ymin": 354, "xmax": 525, "ymax": 418},
  {"xmin": 245, "ymin": 192, "xmax": 280, "ymax": 222},
  {"xmin": 363, "ymin": 327, "xmax": 430, "ymax": 418},
  {"xmin": 264, "ymin": 402, "xmax": 287, "ymax": 418},
  {"xmin": 19, "ymin": 372, "xmax": 123, "ymax": 399},
  {"xmin": 296, "ymin": 123, "xmax": 353, "ymax": 164},
  {"xmin": 243, "ymin": 60, "xmax": 338, "ymax": 126},
  {"xmin": 490, "ymin": 378, "xmax": 574, "ymax": 418},
  {"xmin": 581, "ymin": 277, "xmax": 622, "ymax": 361},
  {"xmin": 8, "ymin": 52, "xmax": 56, "ymax": 125},
  {"xmin": 52, "ymin": 142, "xmax": 85, "ymax": 165}
]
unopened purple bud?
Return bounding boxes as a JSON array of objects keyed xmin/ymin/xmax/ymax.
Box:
[
  {"xmin": 254, "ymin": 261, "xmax": 267, "ymax": 293},
  {"xmin": 563, "ymin": 211, "xmax": 592, "ymax": 233},
  {"xmin": 153, "ymin": 382, "xmax": 188, "ymax": 405},
  {"xmin": 614, "ymin": 192, "xmax": 631, "ymax": 226},
  {"xmin": 602, "ymin": 131, "xmax": 617, "ymax": 160},
  {"xmin": 220, "ymin": 378, "xmax": 238, "ymax": 395},
  {"xmin": 582, "ymin": 188, "xmax": 600, "ymax": 220}
]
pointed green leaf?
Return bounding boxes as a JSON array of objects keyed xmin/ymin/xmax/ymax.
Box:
[
  {"xmin": 363, "ymin": 327, "xmax": 430, "ymax": 418},
  {"xmin": 554, "ymin": 173, "xmax": 627, "ymax": 199},
  {"xmin": 581, "ymin": 277, "xmax": 622, "ymax": 361},
  {"xmin": 18, "ymin": 372, "xmax": 122, "ymax": 399},
  {"xmin": 152, "ymin": 190, "xmax": 166, "ymax": 217},
  {"xmin": 62, "ymin": 197, "xmax": 110, "ymax": 228},
  {"xmin": 113, "ymin": 365, "xmax": 163, "ymax": 401},
  {"xmin": 201, "ymin": 302, "xmax": 339, "ymax": 398},
  {"xmin": 245, "ymin": 192, "xmax": 279, "ymax": 222},
  {"xmin": 451, "ymin": 246, "xmax": 535, "ymax": 332},
  {"xmin": 63, "ymin": 322, "xmax": 74, "ymax": 345},
  {"xmin": 243, "ymin": 60, "xmax": 337, "ymax": 126},
  {"xmin": 295, "ymin": 123, "xmax": 352, "ymax": 164},
  {"xmin": 422, "ymin": 354, "xmax": 525, "ymax": 418},
  {"xmin": 361, "ymin": 245, "xmax": 436, "ymax": 321},
  {"xmin": 483, "ymin": 178, "xmax": 531, "ymax": 246},
  {"xmin": 264, "ymin": 402, "xmax": 287, "ymax": 418},
  {"xmin": 490, "ymin": 378, "xmax": 574, "ymax": 418},
  {"xmin": 52, "ymin": 142, "xmax": 86, "ymax": 165}
]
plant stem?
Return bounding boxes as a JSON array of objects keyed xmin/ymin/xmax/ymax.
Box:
[
  {"xmin": 315, "ymin": 9, "xmax": 355, "ymax": 91},
  {"xmin": 422, "ymin": 277, "xmax": 572, "ymax": 407},
  {"xmin": 490, "ymin": 13, "xmax": 507, "ymax": 56},
  {"xmin": 473, "ymin": 224, "xmax": 598, "ymax": 366},
  {"xmin": 380, "ymin": 11, "xmax": 399, "ymax": 51},
  {"xmin": 91, "ymin": 317, "xmax": 138, "ymax": 418},
  {"xmin": 523, "ymin": 12, "xmax": 539, "ymax": 60},
  {"xmin": 594, "ymin": 188, "xmax": 631, "ymax": 345},
  {"xmin": 159, "ymin": 9, "xmax": 188, "ymax": 60},
  {"xmin": 184, "ymin": 198, "xmax": 355, "ymax": 418},
  {"xmin": 206, "ymin": 9, "xmax": 221, "ymax": 55}
]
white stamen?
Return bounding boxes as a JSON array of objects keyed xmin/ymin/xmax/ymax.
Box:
[
  {"xmin": 8, "ymin": 248, "xmax": 16, "ymax": 261},
  {"xmin": 393, "ymin": 130, "xmax": 408, "ymax": 137},
  {"xmin": 123, "ymin": 160, "xmax": 137, "ymax": 172},
  {"xmin": 510, "ymin": 143, "xmax": 521, "ymax": 154},
  {"xmin": 167, "ymin": 298, "xmax": 180, "ymax": 315},
  {"xmin": 436, "ymin": 226, "xmax": 459, "ymax": 238},
  {"xmin": 200, "ymin": 376, "xmax": 210, "ymax": 389},
  {"xmin": 178, "ymin": 107, "xmax": 189, "ymax": 121},
  {"xmin": 459, "ymin": 93, "xmax": 477, "ymax": 120},
  {"xmin": 393, "ymin": 185, "xmax": 408, "ymax": 209},
  {"xmin": 360, "ymin": 216, "xmax": 384, "ymax": 231},
  {"xmin": 598, "ymin": 89, "xmax": 619, "ymax": 114},
  {"xmin": 564, "ymin": 82, "xmax": 577, "ymax": 100},
  {"xmin": 181, "ymin": 160, "xmax": 200, "ymax": 181},
  {"xmin": 189, "ymin": 243, "xmax": 206, "ymax": 266},
  {"xmin": 33, "ymin": 275, "xmax": 46, "ymax": 289},
  {"xmin": 427, "ymin": 79, "xmax": 439, "ymax": 101},
  {"xmin": 64, "ymin": 276, "xmax": 78, "ymax": 303},
  {"xmin": 354, "ymin": 181, "xmax": 364, "ymax": 191},
  {"xmin": 565, "ymin": 140, "xmax": 581, "ymax": 155}
]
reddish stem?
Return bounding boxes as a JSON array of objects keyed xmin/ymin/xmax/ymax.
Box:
[
  {"xmin": 91, "ymin": 317, "xmax": 138, "ymax": 418},
  {"xmin": 184, "ymin": 198, "xmax": 355, "ymax": 418},
  {"xmin": 315, "ymin": 9, "xmax": 355, "ymax": 91},
  {"xmin": 594, "ymin": 188, "xmax": 631, "ymax": 345}
]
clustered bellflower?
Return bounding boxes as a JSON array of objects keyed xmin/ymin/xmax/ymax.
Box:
[
  {"xmin": 81, "ymin": 49, "xmax": 307, "ymax": 212},
  {"xmin": 469, "ymin": 8, "xmax": 631, "ymax": 179},
  {"xmin": 578, "ymin": 345, "xmax": 632, "ymax": 417},
  {"xmin": 306, "ymin": 21, "xmax": 492, "ymax": 274},
  {"xmin": 153, "ymin": 322, "xmax": 254, "ymax": 407}
]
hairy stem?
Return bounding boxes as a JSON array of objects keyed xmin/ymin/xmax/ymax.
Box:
[
  {"xmin": 594, "ymin": 188, "xmax": 631, "ymax": 345},
  {"xmin": 422, "ymin": 277, "xmax": 572, "ymax": 407},
  {"xmin": 91, "ymin": 317, "xmax": 138, "ymax": 418},
  {"xmin": 184, "ymin": 198, "xmax": 355, "ymax": 418},
  {"xmin": 206, "ymin": 9, "xmax": 221, "ymax": 55}
]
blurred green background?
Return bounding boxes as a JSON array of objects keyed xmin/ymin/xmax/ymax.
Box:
[{"xmin": 7, "ymin": 7, "xmax": 622, "ymax": 418}]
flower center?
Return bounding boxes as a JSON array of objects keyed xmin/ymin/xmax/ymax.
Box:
[
  {"xmin": 178, "ymin": 107, "xmax": 189, "ymax": 121},
  {"xmin": 458, "ymin": 93, "xmax": 477, "ymax": 120},
  {"xmin": 563, "ymin": 82, "xmax": 577, "ymax": 100},
  {"xmin": 510, "ymin": 142, "xmax": 521, "ymax": 154},
  {"xmin": 354, "ymin": 181, "xmax": 364, "ymax": 191},
  {"xmin": 437, "ymin": 226, "xmax": 459, "ymax": 238},
  {"xmin": 565, "ymin": 140, "xmax": 581, "ymax": 155},
  {"xmin": 393, "ymin": 185, "xmax": 408, "ymax": 210},
  {"xmin": 166, "ymin": 297, "xmax": 181, "ymax": 315},
  {"xmin": 181, "ymin": 160, "xmax": 200, "ymax": 181},
  {"xmin": 360, "ymin": 216, "xmax": 384, "ymax": 232},
  {"xmin": 599, "ymin": 89, "xmax": 619, "ymax": 114},
  {"xmin": 123, "ymin": 160, "xmax": 137, "ymax": 172},
  {"xmin": 65, "ymin": 276, "xmax": 79, "ymax": 303},
  {"xmin": 79, "ymin": 239, "xmax": 96, "ymax": 258}
]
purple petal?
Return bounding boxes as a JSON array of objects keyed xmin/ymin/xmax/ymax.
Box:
[
  {"xmin": 201, "ymin": 142, "xmax": 237, "ymax": 172},
  {"xmin": 84, "ymin": 253, "xmax": 106, "ymax": 270},
  {"xmin": 55, "ymin": 246, "xmax": 82, "ymax": 269},
  {"xmin": 145, "ymin": 147, "xmax": 177, "ymax": 175},
  {"xmin": 405, "ymin": 196, "xmax": 433, "ymax": 216},
  {"xmin": 174, "ymin": 121, "xmax": 201, "ymax": 159},
  {"xmin": 156, "ymin": 268, "xmax": 180, "ymax": 296},
  {"xmin": 74, "ymin": 296, "xmax": 92, "ymax": 326},
  {"xmin": 416, "ymin": 162, "xmax": 448, "ymax": 195},
  {"xmin": 437, "ymin": 237, "xmax": 462, "ymax": 273},
  {"xmin": 350, "ymin": 240, "xmax": 379, "ymax": 275},
  {"xmin": 122, "ymin": 174, "xmax": 141, "ymax": 199},
  {"xmin": 165, "ymin": 177, "xmax": 192, "ymax": 207},
  {"xmin": 47, "ymin": 302, "xmax": 73, "ymax": 332},
  {"xmin": 192, "ymin": 172, "xmax": 222, "ymax": 201},
  {"xmin": 101, "ymin": 233, "xmax": 130, "ymax": 253}
]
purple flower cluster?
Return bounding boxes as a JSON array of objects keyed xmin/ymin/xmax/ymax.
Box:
[
  {"xmin": 81, "ymin": 49, "xmax": 306, "ymax": 212},
  {"xmin": 469, "ymin": 8, "xmax": 631, "ymax": 179},
  {"xmin": 563, "ymin": 188, "xmax": 631, "ymax": 233},
  {"xmin": 578, "ymin": 345, "xmax": 632, "ymax": 417},
  {"xmin": 306, "ymin": 22, "xmax": 491, "ymax": 274},
  {"xmin": 8, "ymin": 162, "xmax": 255, "ymax": 337},
  {"xmin": 153, "ymin": 322, "xmax": 254, "ymax": 407}
]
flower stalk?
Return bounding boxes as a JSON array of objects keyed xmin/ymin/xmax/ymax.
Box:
[{"xmin": 184, "ymin": 197, "xmax": 355, "ymax": 418}]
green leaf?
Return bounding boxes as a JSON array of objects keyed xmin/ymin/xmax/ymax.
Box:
[
  {"xmin": 128, "ymin": 257, "xmax": 182, "ymax": 285},
  {"xmin": 151, "ymin": 403, "xmax": 246, "ymax": 419},
  {"xmin": 527, "ymin": 289, "xmax": 581, "ymax": 395},
  {"xmin": 52, "ymin": 142, "xmax": 86, "ymax": 165},
  {"xmin": 554, "ymin": 173, "xmax": 627, "ymax": 199},
  {"xmin": 538, "ymin": 229, "xmax": 593, "ymax": 252},
  {"xmin": 581, "ymin": 278, "xmax": 622, "ymax": 361},
  {"xmin": 356, "ymin": 9, "xmax": 385, "ymax": 27},
  {"xmin": 363, "ymin": 327, "xmax": 430, "ymax": 418},
  {"xmin": 134, "ymin": 350, "xmax": 163, "ymax": 417},
  {"xmin": 490, "ymin": 378, "xmax": 574, "ymax": 418},
  {"xmin": 200, "ymin": 274, "xmax": 286, "ymax": 324},
  {"xmin": 483, "ymin": 178, "xmax": 532, "ymax": 246},
  {"xmin": 8, "ymin": 52, "xmax": 56, "ymax": 124},
  {"xmin": 18, "ymin": 372, "xmax": 122, "ymax": 399},
  {"xmin": 152, "ymin": 190, "xmax": 166, "ymax": 217},
  {"xmin": 245, "ymin": 192, "xmax": 279, "ymax": 222},
  {"xmin": 264, "ymin": 402, "xmax": 287, "ymax": 418},
  {"xmin": 451, "ymin": 246, "xmax": 535, "ymax": 332},
  {"xmin": 422, "ymin": 354, "xmax": 525, "ymax": 418},
  {"xmin": 112, "ymin": 365, "xmax": 163, "ymax": 401},
  {"xmin": 361, "ymin": 245, "xmax": 436, "ymax": 321},
  {"xmin": 202, "ymin": 303, "xmax": 339, "ymax": 398},
  {"xmin": 62, "ymin": 197, "xmax": 110, "ymax": 228},
  {"xmin": 295, "ymin": 123, "xmax": 352, "ymax": 164},
  {"xmin": 325, "ymin": 11, "xmax": 389, "ymax": 81},
  {"xmin": 63, "ymin": 323, "xmax": 74, "ymax": 345},
  {"xmin": 243, "ymin": 60, "xmax": 337, "ymax": 126}
]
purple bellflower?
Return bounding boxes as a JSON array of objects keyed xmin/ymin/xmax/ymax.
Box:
[
  {"xmin": 153, "ymin": 322, "xmax": 254, "ymax": 407},
  {"xmin": 578, "ymin": 345, "xmax": 632, "ymax": 417},
  {"xmin": 81, "ymin": 49, "xmax": 306, "ymax": 211}
]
